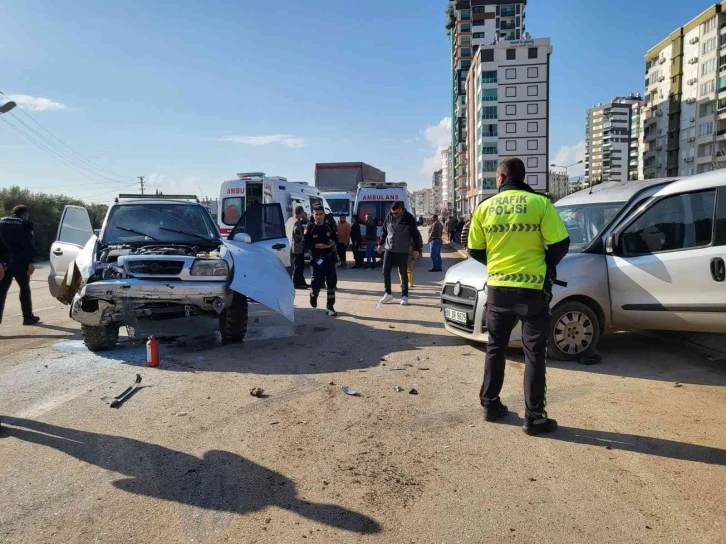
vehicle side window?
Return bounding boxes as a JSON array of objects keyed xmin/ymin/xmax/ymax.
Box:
[
  {"xmin": 620, "ymin": 190, "xmax": 716, "ymax": 255},
  {"xmin": 715, "ymin": 187, "xmax": 726, "ymax": 247},
  {"xmin": 59, "ymin": 207, "xmax": 93, "ymax": 247}
]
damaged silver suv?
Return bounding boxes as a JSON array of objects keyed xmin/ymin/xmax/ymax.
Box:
[{"xmin": 48, "ymin": 195, "xmax": 294, "ymax": 351}]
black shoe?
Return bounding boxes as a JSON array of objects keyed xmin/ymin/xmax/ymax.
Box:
[
  {"xmin": 23, "ymin": 316, "xmax": 41, "ymax": 326},
  {"xmin": 482, "ymin": 399, "xmax": 508, "ymax": 422},
  {"xmin": 310, "ymin": 296, "xmax": 318, "ymax": 309},
  {"xmin": 295, "ymin": 284, "xmax": 309, "ymax": 290},
  {"xmin": 326, "ymin": 306, "xmax": 338, "ymax": 317},
  {"xmin": 523, "ymin": 418, "xmax": 558, "ymax": 436}
]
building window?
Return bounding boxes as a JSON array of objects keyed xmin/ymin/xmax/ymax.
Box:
[
  {"xmin": 481, "ymin": 177, "xmax": 497, "ymax": 190},
  {"xmin": 473, "ymin": 32, "xmax": 486, "ymax": 39},
  {"xmin": 703, "ymin": 36, "xmax": 718, "ymax": 54},
  {"xmin": 527, "ymin": 103, "xmax": 538, "ymax": 114},
  {"xmin": 482, "ymin": 160, "xmax": 498, "ymax": 172},
  {"xmin": 506, "ymin": 140, "xmax": 517, "ymax": 151},
  {"xmin": 473, "ymin": 19, "xmax": 486, "ymax": 27},
  {"xmin": 702, "ymin": 58, "xmax": 717, "ymax": 75},
  {"xmin": 505, "ymin": 86, "xmax": 517, "ymax": 97},
  {"xmin": 527, "ymin": 157, "xmax": 538, "ymax": 168},
  {"xmin": 527, "ymin": 139, "xmax": 538, "ymax": 150},
  {"xmin": 460, "ymin": 24, "xmax": 471, "ymax": 32},
  {"xmin": 481, "ymin": 70, "xmax": 498, "ymax": 83},
  {"xmin": 506, "ymin": 104, "xmax": 516, "ymax": 115},
  {"xmin": 482, "ymin": 106, "xmax": 498, "ymax": 119},
  {"xmin": 482, "ymin": 143, "xmax": 498, "ymax": 155},
  {"xmin": 527, "ymin": 67, "xmax": 538, "ymax": 78},
  {"xmin": 506, "ymin": 122, "xmax": 517, "ymax": 133},
  {"xmin": 701, "ymin": 80, "xmax": 716, "ymax": 96},
  {"xmin": 703, "ymin": 16, "xmax": 717, "ymax": 33},
  {"xmin": 505, "ymin": 68, "xmax": 517, "ymax": 79},
  {"xmin": 506, "ymin": 49, "xmax": 516, "ymax": 60},
  {"xmin": 481, "ymin": 88, "xmax": 498, "ymax": 101},
  {"xmin": 527, "ymin": 175, "xmax": 539, "ymax": 185},
  {"xmin": 528, "ymin": 48, "xmax": 538, "ymax": 59},
  {"xmin": 472, "ymin": 7, "xmax": 487, "ymax": 14},
  {"xmin": 482, "ymin": 124, "xmax": 498, "ymax": 137},
  {"xmin": 482, "ymin": 49, "xmax": 494, "ymax": 62},
  {"xmin": 527, "ymin": 85, "xmax": 538, "ymax": 96},
  {"xmin": 698, "ymin": 121, "xmax": 714, "ymax": 137},
  {"xmin": 527, "ymin": 121, "xmax": 538, "ymax": 132}
]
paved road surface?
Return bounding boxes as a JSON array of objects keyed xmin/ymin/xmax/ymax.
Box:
[{"xmin": 1, "ymin": 250, "xmax": 724, "ymax": 543}]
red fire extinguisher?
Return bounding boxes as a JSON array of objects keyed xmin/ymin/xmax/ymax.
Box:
[{"xmin": 146, "ymin": 336, "xmax": 160, "ymax": 367}]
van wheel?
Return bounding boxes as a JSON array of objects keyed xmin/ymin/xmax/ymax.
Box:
[
  {"xmin": 547, "ymin": 302, "xmax": 600, "ymax": 361},
  {"xmin": 220, "ymin": 294, "xmax": 248, "ymax": 343},
  {"xmin": 82, "ymin": 323, "xmax": 120, "ymax": 352}
]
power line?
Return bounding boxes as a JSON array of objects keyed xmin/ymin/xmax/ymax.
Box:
[
  {"xmin": 0, "ymin": 89, "xmax": 135, "ymax": 181},
  {"xmin": 82, "ymin": 181, "xmax": 139, "ymax": 200},
  {"xmin": 138, "ymin": 176, "xmax": 145, "ymax": 194},
  {"xmin": 7, "ymin": 112, "xmax": 130, "ymax": 184}
]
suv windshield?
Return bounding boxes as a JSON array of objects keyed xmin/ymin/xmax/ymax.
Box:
[
  {"xmin": 327, "ymin": 199, "xmax": 351, "ymax": 216},
  {"xmin": 556, "ymin": 202, "xmax": 626, "ymax": 253},
  {"xmin": 103, "ymin": 204, "xmax": 219, "ymax": 244}
]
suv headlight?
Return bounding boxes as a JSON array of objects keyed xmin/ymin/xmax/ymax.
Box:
[{"xmin": 190, "ymin": 259, "xmax": 229, "ymax": 277}]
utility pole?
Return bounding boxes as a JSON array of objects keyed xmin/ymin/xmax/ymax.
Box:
[{"xmin": 138, "ymin": 176, "xmax": 145, "ymax": 195}]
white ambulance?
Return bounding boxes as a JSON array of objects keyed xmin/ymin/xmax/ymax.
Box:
[
  {"xmin": 354, "ymin": 182, "xmax": 410, "ymax": 250},
  {"xmin": 218, "ymin": 173, "xmax": 331, "ymax": 266}
]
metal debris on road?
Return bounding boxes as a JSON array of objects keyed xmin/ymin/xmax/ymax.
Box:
[
  {"xmin": 418, "ymin": 367, "xmax": 430, "ymax": 370},
  {"xmin": 175, "ymin": 412, "xmax": 188, "ymax": 417},
  {"xmin": 342, "ymin": 387, "xmax": 360, "ymax": 396},
  {"xmin": 409, "ymin": 389, "xmax": 418, "ymax": 395},
  {"xmin": 249, "ymin": 387, "xmax": 266, "ymax": 397},
  {"xmin": 394, "ymin": 386, "xmax": 404, "ymax": 392},
  {"xmin": 102, "ymin": 374, "xmax": 142, "ymax": 409},
  {"xmin": 674, "ymin": 382, "xmax": 683, "ymax": 388},
  {"xmin": 329, "ymin": 381, "xmax": 336, "ymax": 385},
  {"xmin": 391, "ymin": 367, "xmax": 406, "ymax": 371}
]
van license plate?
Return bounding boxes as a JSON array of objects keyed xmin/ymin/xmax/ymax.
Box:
[{"xmin": 445, "ymin": 309, "xmax": 467, "ymax": 324}]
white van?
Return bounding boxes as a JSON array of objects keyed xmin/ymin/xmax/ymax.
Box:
[
  {"xmin": 354, "ymin": 182, "xmax": 410, "ymax": 249},
  {"xmin": 218, "ymin": 173, "xmax": 331, "ymax": 266},
  {"xmin": 322, "ymin": 191, "xmax": 356, "ymax": 223}
]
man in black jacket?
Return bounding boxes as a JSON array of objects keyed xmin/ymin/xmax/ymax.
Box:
[
  {"xmin": 350, "ymin": 214, "xmax": 364, "ymax": 269},
  {"xmin": 0, "ymin": 205, "xmax": 40, "ymax": 326},
  {"xmin": 377, "ymin": 202, "xmax": 423, "ymax": 306},
  {"xmin": 304, "ymin": 206, "xmax": 339, "ymax": 317}
]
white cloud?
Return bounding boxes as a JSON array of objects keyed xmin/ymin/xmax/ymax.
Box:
[
  {"xmin": 6, "ymin": 94, "xmax": 66, "ymax": 112},
  {"xmin": 552, "ymin": 140, "xmax": 586, "ymax": 177},
  {"xmin": 217, "ymin": 134, "xmax": 305, "ymax": 148},
  {"xmin": 421, "ymin": 117, "xmax": 451, "ymax": 178}
]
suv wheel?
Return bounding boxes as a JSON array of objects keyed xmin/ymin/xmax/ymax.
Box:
[
  {"xmin": 81, "ymin": 323, "xmax": 120, "ymax": 352},
  {"xmin": 220, "ymin": 293, "xmax": 249, "ymax": 343},
  {"xmin": 547, "ymin": 301, "xmax": 600, "ymax": 361}
]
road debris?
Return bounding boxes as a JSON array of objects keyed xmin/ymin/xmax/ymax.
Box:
[
  {"xmin": 102, "ymin": 374, "xmax": 142, "ymax": 409},
  {"xmin": 674, "ymin": 382, "xmax": 683, "ymax": 388},
  {"xmin": 418, "ymin": 367, "xmax": 430, "ymax": 371},
  {"xmin": 391, "ymin": 367, "xmax": 406, "ymax": 371},
  {"xmin": 175, "ymin": 412, "xmax": 188, "ymax": 417},
  {"xmin": 249, "ymin": 387, "xmax": 266, "ymax": 397},
  {"xmin": 342, "ymin": 387, "xmax": 360, "ymax": 396},
  {"xmin": 409, "ymin": 389, "xmax": 418, "ymax": 395},
  {"xmin": 394, "ymin": 386, "xmax": 404, "ymax": 392},
  {"xmin": 329, "ymin": 381, "xmax": 336, "ymax": 385}
]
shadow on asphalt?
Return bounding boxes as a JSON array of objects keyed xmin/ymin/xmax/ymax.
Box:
[
  {"xmin": 2, "ymin": 418, "xmax": 382, "ymax": 534},
  {"xmin": 494, "ymin": 415, "xmax": 726, "ymax": 466},
  {"xmin": 80, "ymin": 307, "xmax": 466, "ymax": 375},
  {"xmin": 470, "ymin": 332, "xmax": 726, "ymax": 387},
  {"xmin": 0, "ymin": 322, "xmax": 82, "ymax": 341}
]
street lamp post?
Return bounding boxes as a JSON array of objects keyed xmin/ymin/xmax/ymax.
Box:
[
  {"xmin": 550, "ymin": 160, "xmax": 583, "ymax": 197},
  {"xmin": 0, "ymin": 101, "xmax": 17, "ymax": 115}
]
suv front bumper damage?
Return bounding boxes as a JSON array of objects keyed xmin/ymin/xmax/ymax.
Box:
[{"xmin": 71, "ymin": 279, "xmax": 233, "ymax": 327}]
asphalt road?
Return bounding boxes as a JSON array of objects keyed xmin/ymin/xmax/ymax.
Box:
[{"xmin": 1, "ymin": 251, "xmax": 725, "ymax": 543}]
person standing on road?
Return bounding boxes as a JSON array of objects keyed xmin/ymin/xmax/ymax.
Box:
[
  {"xmin": 377, "ymin": 201, "xmax": 423, "ymax": 306},
  {"xmin": 428, "ymin": 214, "xmax": 443, "ymax": 272},
  {"xmin": 455, "ymin": 218, "xmax": 465, "ymax": 244},
  {"xmin": 0, "ymin": 232, "xmax": 11, "ymax": 284},
  {"xmin": 350, "ymin": 214, "xmax": 364, "ymax": 269},
  {"xmin": 336, "ymin": 216, "xmax": 351, "ymax": 269},
  {"xmin": 461, "ymin": 214, "xmax": 472, "ymax": 250},
  {"xmin": 291, "ymin": 207, "xmax": 309, "ymax": 290},
  {"xmin": 445, "ymin": 216, "xmax": 456, "ymax": 244},
  {"xmin": 467, "ymin": 158, "xmax": 570, "ymax": 436},
  {"xmin": 365, "ymin": 214, "xmax": 377, "ymax": 269},
  {"xmin": 0, "ymin": 205, "xmax": 40, "ymax": 326},
  {"xmin": 304, "ymin": 206, "xmax": 339, "ymax": 317}
]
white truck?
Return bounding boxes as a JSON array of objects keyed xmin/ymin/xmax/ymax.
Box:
[{"xmin": 218, "ymin": 172, "xmax": 331, "ymax": 266}]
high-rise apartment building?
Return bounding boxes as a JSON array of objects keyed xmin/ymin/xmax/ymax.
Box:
[
  {"xmin": 585, "ymin": 94, "xmax": 644, "ymax": 184},
  {"xmin": 413, "ymin": 188, "xmax": 433, "ymax": 217},
  {"xmin": 461, "ymin": 38, "xmax": 552, "ymax": 214},
  {"xmin": 432, "ymin": 169, "xmax": 443, "ymax": 214},
  {"xmin": 549, "ymin": 170, "xmax": 570, "ymax": 201},
  {"xmin": 445, "ymin": 1, "xmax": 530, "ymax": 215},
  {"xmin": 643, "ymin": 2, "xmax": 726, "ymax": 179},
  {"xmin": 441, "ymin": 146, "xmax": 452, "ymax": 213}
]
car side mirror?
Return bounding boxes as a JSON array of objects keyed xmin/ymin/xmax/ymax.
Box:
[
  {"xmin": 233, "ymin": 233, "xmax": 252, "ymax": 244},
  {"xmin": 605, "ymin": 235, "xmax": 617, "ymax": 255}
]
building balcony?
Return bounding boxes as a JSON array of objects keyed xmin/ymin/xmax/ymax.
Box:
[
  {"xmin": 501, "ymin": 8, "xmax": 516, "ymax": 17},
  {"xmin": 696, "ymin": 154, "xmax": 714, "ymax": 165},
  {"xmin": 455, "ymin": 184, "xmax": 468, "ymax": 193},
  {"xmin": 718, "ymin": 129, "xmax": 726, "ymax": 141},
  {"xmin": 500, "ymin": 21, "xmax": 516, "ymax": 30},
  {"xmin": 456, "ymin": 143, "xmax": 467, "ymax": 156}
]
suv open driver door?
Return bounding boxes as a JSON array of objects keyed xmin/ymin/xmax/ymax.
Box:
[
  {"xmin": 228, "ymin": 204, "xmax": 291, "ymax": 268},
  {"xmin": 49, "ymin": 205, "xmax": 94, "ymax": 298}
]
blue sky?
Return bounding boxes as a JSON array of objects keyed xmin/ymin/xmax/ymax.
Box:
[{"xmin": 0, "ymin": 0, "xmax": 718, "ymax": 202}]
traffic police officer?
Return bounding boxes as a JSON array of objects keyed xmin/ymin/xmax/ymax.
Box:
[
  {"xmin": 0, "ymin": 205, "xmax": 40, "ymax": 326},
  {"xmin": 304, "ymin": 206, "xmax": 339, "ymax": 317},
  {"xmin": 467, "ymin": 158, "xmax": 570, "ymax": 435}
]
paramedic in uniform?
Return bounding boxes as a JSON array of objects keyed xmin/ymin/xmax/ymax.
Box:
[
  {"xmin": 304, "ymin": 206, "xmax": 339, "ymax": 317},
  {"xmin": 467, "ymin": 158, "xmax": 570, "ymax": 436}
]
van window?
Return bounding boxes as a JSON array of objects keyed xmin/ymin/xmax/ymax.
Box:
[
  {"xmin": 621, "ymin": 190, "xmax": 716, "ymax": 255},
  {"xmin": 327, "ymin": 199, "xmax": 351, "ymax": 216},
  {"xmin": 309, "ymin": 196, "xmax": 323, "ymax": 211},
  {"xmin": 356, "ymin": 201, "xmax": 395, "ymax": 226},
  {"xmin": 222, "ymin": 197, "xmax": 244, "ymax": 226}
]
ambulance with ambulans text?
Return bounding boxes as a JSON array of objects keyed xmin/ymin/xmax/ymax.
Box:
[{"xmin": 354, "ymin": 182, "xmax": 410, "ymax": 251}]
